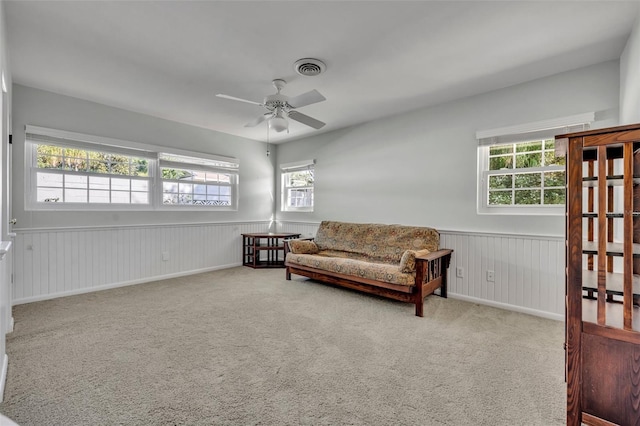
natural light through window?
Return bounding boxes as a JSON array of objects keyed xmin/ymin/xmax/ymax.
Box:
[
  {"xmin": 26, "ymin": 126, "xmax": 239, "ymax": 211},
  {"xmin": 35, "ymin": 145, "xmax": 151, "ymax": 205},
  {"xmin": 476, "ymin": 113, "xmax": 594, "ymax": 215},
  {"xmin": 159, "ymin": 153, "xmax": 235, "ymax": 206},
  {"xmin": 487, "ymin": 139, "xmax": 565, "ymax": 206},
  {"xmin": 281, "ymin": 160, "xmax": 314, "ymax": 212}
]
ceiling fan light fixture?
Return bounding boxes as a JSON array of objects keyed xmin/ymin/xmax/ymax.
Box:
[
  {"xmin": 294, "ymin": 58, "xmax": 326, "ymax": 77},
  {"xmin": 269, "ymin": 115, "xmax": 288, "ymax": 133}
]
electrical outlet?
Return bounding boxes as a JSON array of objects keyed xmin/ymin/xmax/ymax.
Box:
[
  {"xmin": 456, "ymin": 266, "xmax": 464, "ymax": 278},
  {"xmin": 162, "ymin": 251, "xmax": 170, "ymax": 261},
  {"xmin": 487, "ymin": 270, "xmax": 495, "ymax": 282}
]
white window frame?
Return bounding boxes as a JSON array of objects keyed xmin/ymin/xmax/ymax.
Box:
[
  {"xmin": 476, "ymin": 113, "xmax": 594, "ymax": 215},
  {"xmin": 280, "ymin": 159, "xmax": 315, "ymax": 212},
  {"xmin": 158, "ymin": 153, "xmax": 238, "ymax": 209},
  {"xmin": 25, "ymin": 126, "xmax": 239, "ymax": 211}
]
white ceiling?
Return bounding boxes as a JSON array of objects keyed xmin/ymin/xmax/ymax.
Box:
[{"xmin": 5, "ymin": 1, "xmax": 640, "ymax": 143}]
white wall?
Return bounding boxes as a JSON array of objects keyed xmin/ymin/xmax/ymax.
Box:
[
  {"xmin": 10, "ymin": 85, "xmax": 277, "ymax": 305},
  {"xmin": 620, "ymin": 13, "xmax": 640, "ymax": 124},
  {"xmin": 7, "ymin": 58, "xmax": 624, "ymax": 322},
  {"xmin": 276, "ymin": 61, "xmax": 620, "ymax": 320},
  {"xmin": 0, "ymin": 0, "xmax": 13, "ymax": 401},
  {"xmin": 277, "ymin": 60, "xmax": 620, "ymax": 237},
  {"xmin": 12, "ymin": 84, "xmax": 275, "ymax": 229}
]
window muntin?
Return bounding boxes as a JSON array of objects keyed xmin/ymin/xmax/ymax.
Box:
[
  {"xmin": 486, "ymin": 139, "xmax": 565, "ymax": 207},
  {"xmin": 34, "ymin": 144, "xmax": 151, "ymax": 205},
  {"xmin": 25, "ymin": 127, "xmax": 239, "ymax": 211},
  {"xmin": 476, "ymin": 113, "xmax": 593, "ymax": 215},
  {"xmin": 158, "ymin": 153, "xmax": 237, "ymax": 207},
  {"xmin": 161, "ymin": 170, "xmax": 233, "ymax": 206},
  {"xmin": 282, "ymin": 168, "xmax": 314, "ymax": 211}
]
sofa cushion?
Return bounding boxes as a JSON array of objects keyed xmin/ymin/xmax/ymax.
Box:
[
  {"xmin": 288, "ymin": 240, "xmax": 319, "ymax": 254},
  {"xmin": 399, "ymin": 249, "xmax": 432, "ymax": 273},
  {"xmin": 314, "ymin": 221, "xmax": 439, "ymax": 264},
  {"xmin": 316, "ymin": 249, "xmax": 369, "ymax": 261},
  {"xmin": 286, "ymin": 253, "xmax": 416, "ymax": 286}
]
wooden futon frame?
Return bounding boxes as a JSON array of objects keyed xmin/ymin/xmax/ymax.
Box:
[{"xmin": 285, "ymin": 244, "xmax": 452, "ymax": 317}]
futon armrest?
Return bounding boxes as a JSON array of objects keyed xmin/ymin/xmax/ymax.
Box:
[
  {"xmin": 416, "ymin": 249, "xmax": 453, "ymax": 264},
  {"xmin": 415, "ymin": 249, "xmax": 453, "ymax": 295}
]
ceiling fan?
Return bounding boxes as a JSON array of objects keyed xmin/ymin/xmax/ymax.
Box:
[{"xmin": 216, "ymin": 79, "xmax": 326, "ymax": 133}]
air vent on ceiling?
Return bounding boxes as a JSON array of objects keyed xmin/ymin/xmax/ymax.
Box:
[{"xmin": 294, "ymin": 58, "xmax": 326, "ymax": 77}]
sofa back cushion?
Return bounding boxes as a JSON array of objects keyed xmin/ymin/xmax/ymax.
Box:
[{"xmin": 314, "ymin": 221, "xmax": 439, "ymax": 264}]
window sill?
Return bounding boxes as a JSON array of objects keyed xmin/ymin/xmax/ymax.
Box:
[
  {"xmin": 477, "ymin": 205, "xmax": 564, "ymax": 216},
  {"xmin": 25, "ymin": 204, "xmax": 238, "ymax": 212}
]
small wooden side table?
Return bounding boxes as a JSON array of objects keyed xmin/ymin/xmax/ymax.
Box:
[{"xmin": 242, "ymin": 232, "xmax": 301, "ymax": 268}]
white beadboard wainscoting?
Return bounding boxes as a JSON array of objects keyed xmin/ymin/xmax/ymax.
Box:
[
  {"xmin": 276, "ymin": 221, "xmax": 565, "ymax": 321},
  {"xmin": 440, "ymin": 231, "xmax": 565, "ymax": 321},
  {"xmin": 13, "ymin": 220, "xmax": 566, "ymax": 321},
  {"xmin": 12, "ymin": 221, "xmax": 271, "ymax": 305},
  {"xmin": 0, "ymin": 239, "xmax": 13, "ymax": 402}
]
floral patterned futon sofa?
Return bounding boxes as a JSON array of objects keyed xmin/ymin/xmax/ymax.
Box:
[{"xmin": 284, "ymin": 221, "xmax": 453, "ymax": 317}]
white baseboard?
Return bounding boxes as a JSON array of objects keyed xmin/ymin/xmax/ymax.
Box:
[
  {"xmin": 0, "ymin": 353, "xmax": 7, "ymax": 403},
  {"xmin": 8, "ymin": 317, "xmax": 13, "ymax": 333},
  {"xmin": 12, "ymin": 263, "xmax": 242, "ymax": 305},
  {"xmin": 448, "ymin": 293, "xmax": 564, "ymax": 322}
]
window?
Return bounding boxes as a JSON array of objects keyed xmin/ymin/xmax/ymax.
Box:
[
  {"xmin": 159, "ymin": 153, "xmax": 237, "ymax": 206},
  {"xmin": 34, "ymin": 144, "xmax": 152, "ymax": 205},
  {"xmin": 281, "ymin": 160, "xmax": 314, "ymax": 212},
  {"xmin": 486, "ymin": 139, "xmax": 565, "ymax": 206},
  {"xmin": 25, "ymin": 126, "xmax": 239, "ymax": 210},
  {"xmin": 476, "ymin": 113, "xmax": 594, "ymax": 215}
]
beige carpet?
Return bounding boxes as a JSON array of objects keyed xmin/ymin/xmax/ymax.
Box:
[{"xmin": 0, "ymin": 267, "xmax": 565, "ymax": 425}]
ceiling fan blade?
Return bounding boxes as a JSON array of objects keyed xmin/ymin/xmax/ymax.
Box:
[
  {"xmin": 287, "ymin": 89, "xmax": 326, "ymax": 108},
  {"xmin": 244, "ymin": 113, "xmax": 271, "ymax": 128},
  {"xmin": 288, "ymin": 111, "xmax": 326, "ymax": 129},
  {"xmin": 216, "ymin": 94, "xmax": 262, "ymax": 106}
]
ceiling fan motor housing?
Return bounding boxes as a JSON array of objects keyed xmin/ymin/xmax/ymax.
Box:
[
  {"xmin": 264, "ymin": 79, "xmax": 291, "ymax": 111},
  {"xmin": 264, "ymin": 94, "xmax": 289, "ymax": 111}
]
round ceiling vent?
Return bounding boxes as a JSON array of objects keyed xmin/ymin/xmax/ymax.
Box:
[{"xmin": 294, "ymin": 58, "xmax": 326, "ymax": 77}]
